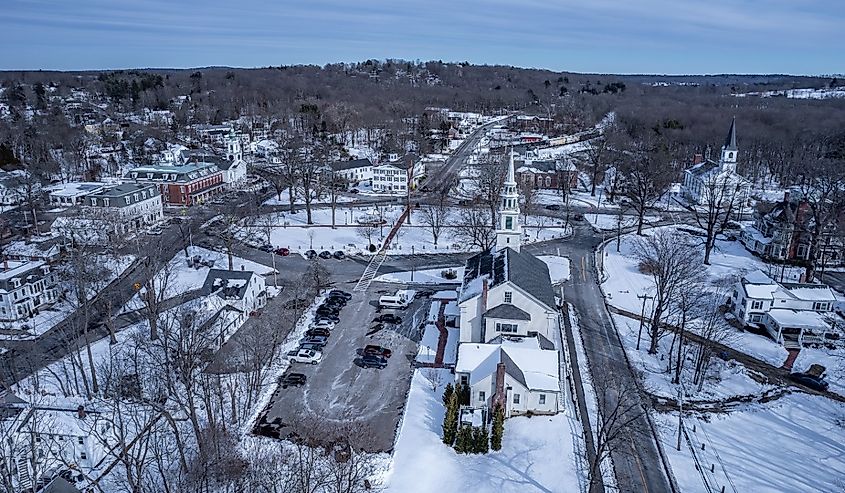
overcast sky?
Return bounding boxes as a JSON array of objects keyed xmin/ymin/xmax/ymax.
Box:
[{"xmin": 2, "ymin": 0, "xmax": 842, "ymax": 74}]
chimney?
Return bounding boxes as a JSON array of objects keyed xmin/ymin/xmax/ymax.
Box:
[
  {"xmin": 76, "ymin": 405, "xmax": 86, "ymax": 419},
  {"xmin": 783, "ymin": 191, "xmax": 790, "ymax": 203},
  {"xmin": 692, "ymin": 153, "xmax": 704, "ymax": 165},
  {"xmin": 493, "ymin": 361, "xmax": 506, "ymax": 412}
]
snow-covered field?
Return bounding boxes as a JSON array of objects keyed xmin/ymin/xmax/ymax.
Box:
[
  {"xmin": 656, "ymin": 393, "xmax": 845, "ymax": 493},
  {"xmin": 587, "ymin": 212, "xmax": 661, "ymax": 231},
  {"xmin": 612, "ymin": 314, "xmax": 774, "ymax": 401},
  {"xmin": 375, "ymin": 266, "xmax": 463, "ymax": 285},
  {"xmin": 263, "ymin": 188, "xmax": 357, "ymax": 207},
  {"xmin": 383, "ymin": 369, "xmax": 583, "ymax": 493},
  {"xmin": 240, "ymin": 206, "xmax": 571, "ymax": 256}
]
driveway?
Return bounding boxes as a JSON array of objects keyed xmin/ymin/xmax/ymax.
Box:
[{"xmin": 252, "ymin": 282, "xmax": 427, "ymax": 452}]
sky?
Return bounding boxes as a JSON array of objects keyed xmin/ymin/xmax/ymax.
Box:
[{"xmin": 2, "ymin": 0, "xmax": 843, "ymax": 74}]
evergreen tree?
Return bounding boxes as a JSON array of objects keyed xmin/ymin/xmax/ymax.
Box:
[
  {"xmin": 442, "ymin": 389, "xmax": 459, "ymax": 445},
  {"xmin": 491, "ymin": 404, "xmax": 505, "ymax": 451},
  {"xmin": 442, "ymin": 382, "xmax": 454, "ymax": 408},
  {"xmin": 454, "ymin": 425, "xmax": 473, "ymax": 454},
  {"xmin": 479, "ymin": 425, "xmax": 490, "ymax": 454},
  {"xmin": 458, "ymin": 383, "xmax": 471, "ymax": 406}
]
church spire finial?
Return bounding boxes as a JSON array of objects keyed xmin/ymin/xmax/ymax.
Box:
[
  {"xmin": 506, "ymin": 147, "xmax": 516, "ymax": 184},
  {"xmin": 496, "ymin": 147, "xmax": 522, "ymax": 252}
]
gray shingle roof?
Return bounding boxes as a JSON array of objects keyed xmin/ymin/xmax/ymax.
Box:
[
  {"xmin": 724, "ymin": 117, "xmax": 737, "ymax": 151},
  {"xmin": 201, "ymin": 269, "xmax": 255, "ymax": 300},
  {"xmin": 462, "ymin": 247, "xmax": 556, "ymax": 310},
  {"xmin": 329, "ymin": 158, "xmax": 372, "ymax": 172},
  {"xmin": 485, "ymin": 303, "xmax": 531, "ymax": 321}
]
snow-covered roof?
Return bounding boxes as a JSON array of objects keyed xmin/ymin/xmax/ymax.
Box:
[
  {"xmin": 781, "ymin": 284, "xmax": 837, "ymax": 302},
  {"xmin": 456, "ymin": 342, "xmax": 559, "ymax": 391},
  {"xmin": 45, "ymin": 182, "xmax": 105, "ymax": 198},
  {"xmin": 766, "ymin": 309, "xmax": 831, "ymax": 330},
  {"xmin": 740, "ymin": 270, "xmax": 778, "ymax": 299}
]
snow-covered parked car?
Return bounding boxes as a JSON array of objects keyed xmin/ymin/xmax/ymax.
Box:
[{"xmin": 288, "ymin": 348, "xmax": 323, "ymax": 365}]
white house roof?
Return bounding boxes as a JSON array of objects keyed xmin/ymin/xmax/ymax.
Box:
[
  {"xmin": 46, "ymin": 182, "xmax": 105, "ymax": 197},
  {"xmin": 740, "ymin": 270, "xmax": 779, "ymax": 299},
  {"xmin": 781, "ymin": 283, "xmax": 837, "ymax": 302},
  {"xmin": 456, "ymin": 342, "xmax": 559, "ymax": 391},
  {"xmin": 767, "ymin": 309, "xmax": 831, "ymax": 330}
]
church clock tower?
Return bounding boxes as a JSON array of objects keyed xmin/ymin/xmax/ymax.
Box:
[{"xmin": 496, "ymin": 149, "xmax": 522, "ymax": 252}]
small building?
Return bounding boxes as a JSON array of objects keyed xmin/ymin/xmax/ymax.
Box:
[
  {"xmin": 0, "ymin": 260, "xmax": 59, "ymax": 322},
  {"xmin": 82, "ymin": 183, "xmax": 164, "ymax": 235},
  {"xmin": 45, "ymin": 182, "xmax": 105, "ymax": 207},
  {"xmin": 455, "ymin": 338, "xmax": 560, "ymax": 418},
  {"xmin": 372, "ymin": 154, "xmax": 423, "ymax": 194},
  {"xmin": 201, "ymin": 269, "xmax": 267, "ymax": 315},
  {"xmin": 125, "ymin": 162, "xmax": 224, "ymax": 206}
]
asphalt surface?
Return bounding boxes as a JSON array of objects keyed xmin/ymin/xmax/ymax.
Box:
[
  {"xmin": 252, "ymin": 282, "xmax": 426, "ymax": 452},
  {"xmin": 422, "ymin": 120, "xmax": 500, "ymax": 194}
]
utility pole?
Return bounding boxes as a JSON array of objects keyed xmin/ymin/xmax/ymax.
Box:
[
  {"xmin": 636, "ymin": 293, "xmax": 654, "ymax": 351},
  {"xmin": 676, "ymin": 382, "xmax": 685, "ymax": 451}
]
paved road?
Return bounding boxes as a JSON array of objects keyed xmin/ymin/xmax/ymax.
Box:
[
  {"xmin": 252, "ymin": 282, "xmax": 425, "ymax": 452},
  {"xmin": 422, "ymin": 120, "xmax": 499, "ymax": 194},
  {"xmin": 525, "ymin": 224, "xmax": 675, "ymax": 493}
]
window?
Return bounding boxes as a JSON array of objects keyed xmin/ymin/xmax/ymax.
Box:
[
  {"xmin": 513, "ymin": 394, "xmax": 520, "ymax": 404},
  {"xmin": 479, "ymin": 391, "xmax": 486, "ymax": 402},
  {"xmin": 496, "ymin": 322, "xmax": 518, "ymax": 333},
  {"xmin": 80, "ymin": 452, "xmax": 87, "ymax": 460},
  {"xmin": 124, "ymin": 197, "xmax": 131, "ymax": 205},
  {"xmin": 103, "ymin": 198, "xmax": 110, "ymax": 207},
  {"xmin": 813, "ymin": 302, "xmax": 829, "ymax": 311},
  {"xmin": 505, "ymin": 216, "xmax": 513, "ymax": 230},
  {"xmin": 751, "ymin": 300, "xmax": 763, "ymax": 310},
  {"xmin": 539, "ymin": 394, "xmax": 546, "ymax": 405},
  {"xmin": 460, "ymin": 374, "xmax": 468, "ymax": 385},
  {"xmin": 90, "ymin": 198, "xmax": 97, "ymax": 206},
  {"xmin": 504, "ymin": 291, "xmax": 513, "ymax": 303}
]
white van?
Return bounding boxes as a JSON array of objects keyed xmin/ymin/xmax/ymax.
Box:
[{"xmin": 378, "ymin": 290, "xmax": 415, "ymax": 309}]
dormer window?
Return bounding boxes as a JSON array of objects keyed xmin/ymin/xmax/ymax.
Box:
[
  {"xmin": 90, "ymin": 198, "xmax": 97, "ymax": 206},
  {"xmin": 124, "ymin": 197, "xmax": 131, "ymax": 205},
  {"xmin": 104, "ymin": 198, "xmax": 110, "ymax": 207}
]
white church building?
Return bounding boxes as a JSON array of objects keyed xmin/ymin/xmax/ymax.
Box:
[
  {"xmin": 454, "ymin": 150, "xmax": 562, "ymax": 419},
  {"xmin": 682, "ymin": 118, "xmax": 751, "ymax": 206}
]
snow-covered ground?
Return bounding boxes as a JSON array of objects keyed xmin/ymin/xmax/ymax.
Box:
[
  {"xmin": 382, "ymin": 369, "xmax": 582, "ymax": 493},
  {"xmin": 263, "ymin": 188, "xmax": 357, "ymax": 207},
  {"xmin": 612, "ymin": 314, "xmax": 774, "ymax": 401},
  {"xmin": 538, "ymin": 255, "xmax": 571, "ymax": 284},
  {"xmin": 239, "ymin": 206, "xmax": 571, "ymax": 256},
  {"xmin": 655, "ymin": 392, "xmax": 845, "ymax": 493},
  {"xmin": 375, "ymin": 266, "xmax": 463, "ymax": 285},
  {"xmin": 587, "ymin": 212, "xmax": 661, "ymax": 231},
  {"xmin": 734, "ymin": 86, "xmax": 845, "ymax": 100}
]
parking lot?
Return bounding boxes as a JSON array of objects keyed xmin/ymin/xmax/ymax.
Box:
[{"xmin": 252, "ymin": 282, "xmax": 428, "ymax": 452}]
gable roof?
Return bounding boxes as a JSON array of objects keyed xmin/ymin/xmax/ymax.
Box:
[
  {"xmin": 724, "ymin": 117, "xmax": 738, "ymax": 151},
  {"xmin": 329, "ymin": 158, "xmax": 373, "ymax": 172},
  {"xmin": 42, "ymin": 478, "xmax": 82, "ymax": 493},
  {"xmin": 485, "ymin": 303, "xmax": 531, "ymax": 321},
  {"xmin": 201, "ymin": 269, "xmax": 257, "ymax": 300},
  {"xmin": 456, "ymin": 342, "xmax": 559, "ymax": 391},
  {"xmin": 461, "ymin": 247, "xmax": 555, "ymax": 310}
]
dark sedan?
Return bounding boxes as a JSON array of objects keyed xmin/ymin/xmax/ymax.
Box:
[{"xmin": 280, "ymin": 373, "xmax": 307, "ymax": 388}]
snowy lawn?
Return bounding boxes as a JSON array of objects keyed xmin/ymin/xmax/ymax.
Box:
[
  {"xmin": 375, "ymin": 266, "xmax": 463, "ymax": 285},
  {"xmin": 263, "ymin": 187, "xmax": 357, "ymax": 207},
  {"xmin": 655, "ymin": 392, "xmax": 845, "ymax": 493},
  {"xmin": 240, "ymin": 206, "xmax": 571, "ymax": 256},
  {"xmin": 612, "ymin": 314, "xmax": 775, "ymax": 401},
  {"xmin": 538, "ymin": 255, "xmax": 571, "ymax": 284},
  {"xmin": 587, "ymin": 212, "xmax": 661, "ymax": 231},
  {"xmin": 383, "ymin": 369, "xmax": 582, "ymax": 493}
]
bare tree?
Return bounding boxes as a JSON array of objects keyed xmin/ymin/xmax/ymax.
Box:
[
  {"xmin": 451, "ymin": 208, "xmax": 495, "ymax": 250},
  {"xmin": 682, "ymin": 172, "xmax": 744, "ymax": 265},
  {"xmin": 634, "ymin": 230, "xmax": 705, "ymax": 354},
  {"xmin": 691, "ymin": 292, "xmax": 736, "ymax": 392},
  {"xmin": 419, "ymin": 195, "xmax": 449, "ymax": 246},
  {"xmin": 619, "ymin": 138, "xmax": 674, "ymax": 235},
  {"xmin": 476, "ymin": 152, "xmax": 507, "ymax": 230},
  {"xmin": 797, "ymin": 157, "xmax": 845, "ymax": 281},
  {"xmin": 135, "ymin": 240, "xmax": 176, "ymax": 341}
]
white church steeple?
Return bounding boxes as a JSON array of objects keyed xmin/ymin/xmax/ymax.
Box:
[{"xmin": 496, "ymin": 148, "xmax": 522, "ymax": 252}]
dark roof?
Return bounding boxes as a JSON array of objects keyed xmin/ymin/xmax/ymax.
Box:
[
  {"xmin": 485, "ymin": 303, "xmax": 531, "ymax": 321},
  {"xmin": 462, "ymin": 247, "xmax": 555, "ymax": 310},
  {"xmin": 41, "ymin": 478, "xmax": 82, "ymax": 493},
  {"xmin": 329, "ymin": 158, "xmax": 372, "ymax": 172},
  {"xmin": 724, "ymin": 117, "xmax": 737, "ymax": 151},
  {"xmin": 536, "ymin": 333, "xmax": 556, "ymax": 350},
  {"xmin": 201, "ymin": 269, "xmax": 256, "ymax": 300},
  {"xmin": 500, "ymin": 349, "xmax": 527, "ymax": 388}
]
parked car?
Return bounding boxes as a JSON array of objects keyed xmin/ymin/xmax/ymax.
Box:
[
  {"xmin": 275, "ymin": 247, "xmax": 290, "ymax": 256},
  {"xmin": 363, "ymin": 345, "xmax": 392, "ymax": 358},
  {"xmin": 788, "ymin": 372, "xmax": 829, "ymax": 392},
  {"xmin": 289, "ymin": 349, "xmax": 323, "ymax": 365},
  {"xmin": 280, "ymin": 373, "xmax": 307, "ymax": 388},
  {"xmin": 299, "ymin": 336, "xmax": 328, "ymax": 348},
  {"xmin": 333, "ymin": 250, "xmax": 346, "ymax": 259},
  {"xmin": 322, "ymin": 298, "xmax": 346, "ymax": 308},
  {"xmin": 328, "ymin": 290, "xmax": 352, "ymax": 300},
  {"xmin": 373, "ymin": 314, "xmax": 402, "ymax": 324},
  {"xmin": 306, "ymin": 327, "xmax": 331, "ymax": 338},
  {"xmin": 312, "ymin": 319, "xmax": 335, "ymax": 330},
  {"xmin": 319, "ymin": 250, "xmax": 333, "ymax": 259},
  {"xmin": 360, "ymin": 354, "xmax": 388, "ymax": 369},
  {"xmin": 316, "ymin": 306, "xmax": 340, "ymax": 317},
  {"xmin": 259, "ymin": 243, "xmax": 274, "ymax": 253},
  {"xmin": 545, "ymin": 204, "xmax": 561, "ymax": 211},
  {"xmin": 305, "ymin": 250, "xmax": 318, "ymax": 259},
  {"xmin": 315, "ymin": 314, "xmax": 340, "ymax": 323},
  {"xmin": 349, "ymin": 188, "xmax": 359, "ymax": 194}
]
